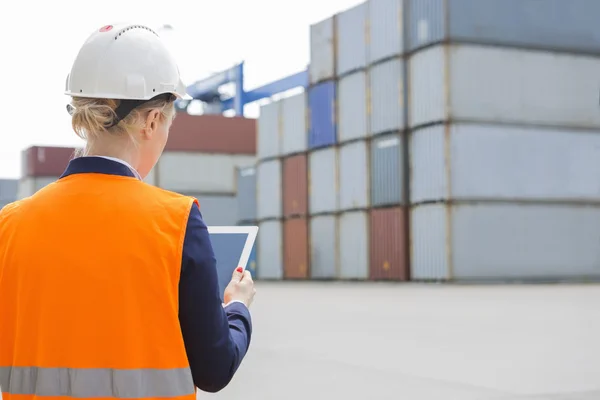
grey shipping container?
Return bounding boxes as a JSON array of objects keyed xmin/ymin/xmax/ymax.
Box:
[
  {"xmin": 411, "ymin": 123, "xmax": 600, "ymax": 204},
  {"xmin": 184, "ymin": 194, "xmax": 238, "ymax": 226},
  {"xmin": 408, "ymin": 0, "xmax": 600, "ymax": 54},
  {"xmin": 338, "ymin": 71, "xmax": 368, "ymax": 143},
  {"xmin": 237, "ymin": 166, "xmax": 257, "ymax": 222},
  {"xmin": 18, "ymin": 177, "xmax": 57, "ymax": 199},
  {"xmin": 310, "ymin": 215, "xmax": 338, "ymax": 279},
  {"xmin": 339, "ymin": 140, "xmax": 369, "ymax": 211},
  {"xmin": 368, "ymin": 0, "xmax": 405, "ymax": 64},
  {"xmin": 281, "ymin": 92, "xmax": 307, "ymax": 156},
  {"xmin": 336, "ymin": 2, "xmax": 368, "ymax": 76},
  {"xmin": 371, "ymin": 133, "xmax": 406, "ymax": 206},
  {"xmin": 369, "ymin": 57, "xmax": 405, "ymax": 135},
  {"xmin": 0, "ymin": 179, "xmax": 18, "ymax": 203},
  {"xmin": 309, "ymin": 147, "xmax": 338, "ymax": 215},
  {"xmin": 257, "ymin": 159, "xmax": 282, "ymax": 220},
  {"xmin": 310, "ymin": 16, "xmax": 336, "ymax": 84},
  {"xmin": 338, "ymin": 211, "xmax": 369, "ymax": 279},
  {"xmin": 257, "ymin": 220, "xmax": 283, "ymax": 279},
  {"xmin": 257, "ymin": 101, "xmax": 281, "ymax": 160},
  {"xmin": 411, "ymin": 202, "xmax": 600, "ymax": 281}
]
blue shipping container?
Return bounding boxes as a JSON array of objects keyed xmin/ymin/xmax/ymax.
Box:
[
  {"xmin": 408, "ymin": 0, "xmax": 600, "ymax": 54},
  {"xmin": 308, "ymin": 80, "xmax": 336, "ymax": 149}
]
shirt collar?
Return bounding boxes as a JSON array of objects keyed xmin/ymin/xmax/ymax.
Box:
[{"xmin": 60, "ymin": 156, "xmax": 142, "ymax": 180}]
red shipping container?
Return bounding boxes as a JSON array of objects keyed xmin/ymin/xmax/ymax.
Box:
[
  {"xmin": 22, "ymin": 146, "xmax": 79, "ymax": 178},
  {"xmin": 283, "ymin": 217, "xmax": 309, "ymax": 279},
  {"xmin": 282, "ymin": 154, "xmax": 308, "ymax": 217},
  {"xmin": 369, "ymin": 207, "xmax": 409, "ymax": 281}
]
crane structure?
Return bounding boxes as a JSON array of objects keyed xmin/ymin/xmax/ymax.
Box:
[{"xmin": 176, "ymin": 62, "xmax": 309, "ymax": 116}]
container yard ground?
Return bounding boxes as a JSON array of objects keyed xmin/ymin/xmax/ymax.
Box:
[{"xmin": 212, "ymin": 282, "xmax": 600, "ymax": 400}]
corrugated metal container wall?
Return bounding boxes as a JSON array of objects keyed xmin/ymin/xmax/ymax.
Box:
[
  {"xmin": 17, "ymin": 177, "xmax": 57, "ymax": 199},
  {"xmin": 185, "ymin": 194, "xmax": 238, "ymax": 226},
  {"xmin": 371, "ymin": 133, "xmax": 405, "ymax": 207},
  {"xmin": 308, "ymin": 81, "xmax": 337, "ymax": 149},
  {"xmin": 369, "ymin": 58, "xmax": 404, "ymax": 136},
  {"xmin": 310, "ymin": 16, "xmax": 336, "ymax": 84},
  {"xmin": 257, "ymin": 220, "xmax": 283, "ymax": 279},
  {"xmin": 411, "ymin": 203, "xmax": 600, "ymax": 281},
  {"xmin": 22, "ymin": 146, "xmax": 77, "ymax": 177},
  {"xmin": 282, "ymin": 154, "xmax": 308, "ymax": 218},
  {"xmin": 411, "ymin": 123, "xmax": 600, "ymax": 204},
  {"xmin": 283, "ymin": 217, "xmax": 309, "ymax": 279},
  {"xmin": 338, "ymin": 211, "xmax": 369, "ymax": 279},
  {"xmin": 368, "ymin": 0, "xmax": 404, "ymax": 64},
  {"xmin": 370, "ymin": 207, "xmax": 408, "ymax": 280},
  {"xmin": 336, "ymin": 2, "xmax": 368, "ymax": 76},
  {"xmin": 310, "ymin": 215, "xmax": 338, "ymax": 279},
  {"xmin": 0, "ymin": 179, "xmax": 18, "ymax": 204},
  {"xmin": 257, "ymin": 101, "xmax": 281, "ymax": 160},
  {"xmin": 157, "ymin": 153, "xmax": 255, "ymax": 194},
  {"xmin": 408, "ymin": 0, "xmax": 600, "ymax": 54},
  {"xmin": 256, "ymin": 159, "xmax": 282, "ymax": 220},
  {"xmin": 309, "ymin": 147, "xmax": 338, "ymax": 215},
  {"xmin": 281, "ymin": 92, "xmax": 307, "ymax": 156},
  {"xmin": 237, "ymin": 166, "xmax": 257, "ymax": 222},
  {"xmin": 337, "ymin": 71, "xmax": 368, "ymax": 143},
  {"xmin": 408, "ymin": 44, "xmax": 600, "ymax": 129},
  {"xmin": 339, "ymin": 140, "xmax": 369, "ymax": 211}
]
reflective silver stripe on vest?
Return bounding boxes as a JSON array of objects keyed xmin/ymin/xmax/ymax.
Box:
[{"xmin": 0, "ymin": 366, "xmax": 194, "ymax": 398}]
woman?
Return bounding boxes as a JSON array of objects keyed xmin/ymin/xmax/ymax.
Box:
[{"xmin": 0, "ymin": 23, "xmax": 256, "ymax": 398}]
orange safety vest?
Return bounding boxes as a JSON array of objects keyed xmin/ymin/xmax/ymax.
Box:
[{"xmin": 0, "ymin": 172, "xmax": 198, "ymax": 400}]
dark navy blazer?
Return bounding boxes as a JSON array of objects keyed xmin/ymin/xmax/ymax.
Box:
[{"xmin": 61, "ymin": 156, "xmax": 252, "ymax": 393}]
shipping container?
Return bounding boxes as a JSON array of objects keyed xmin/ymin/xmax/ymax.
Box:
[
  {"xmin": 369, "ymin": 57, "xmax": 405, "ymax": 135},
  {"xmin": 410, "ymin": 123, "xmax": 600, "ymax": 204},
  {"xmin": 281, "ymin": 92, "xmax": 308, "ymax": 156},
  {"xmin": 337, "ymin": 71, "xmax": 368, "ymax": 143},
  {"xmin": 157, "ymin": 152, "xmax": 255, "ymax": 194},
  {"xmin": 237, "ymin": 166, "xmax": 257, "ymax": 222},
  {"xmin": 257, "ymin": 159, "xmax": 282, "ymax": 220},
  {"xmin": 309, "ymin": 147, "xmax": 338, "ymax": 215},
  {"xmin": 408, "ymin": 0, "xmax": 600, "ymax": 54},
  {"xmin": 308, "ymin": 81, "xmax": 337, "ymax": 149},
  {"xmin": 338, "ymin": 211, "xmax": 369, "ymax": 279},
  {"xmin": 22, "ymin": 146, "xmax": 78, "ymax": 178},
  {"xmin": 408, "ymin": 44, "xmax": 600, "ymax": 129},
  {"xmin": 336, "ymin": 2, "xmax": 368, "ymax": 76},
  {"xmin": 370, "ymin": 207, "xmax": 409, "ymax": 280},
  {"xmin": 257, "ymin": 100, "xmax": 281, "ymax": 160},
  {"xmin": 368, "ymin": 0, "xmax": 405, "ymax": 64},
  {"xmin": 182, "ymin": 194, "xmax": 238, "ymax": 226},
  {"xmin": 411, "ymin": 202, "xmax": 600, "ymax": 281},
  {"xmin": 257, "ymin": 220, "xmax": 283, "ymax": 279},
  {"xmin": 310, "ymin": 16, "xmax": 336, "ymax": 84},
  {"xmin": 18, "ymin": 177, "xmax": 58, "ymax": 199},
  {"xmin": 0, "ymin": 179, "xmax": 18, "ymax": 203},
  {"xmin": 309, "ymin": 214, "xmax": 338, "ymax": 279},
  {"xmin": 166, "ymin": 114, "xmax": 256, "ymax": 154},
  {"xmin": 339, "ymin": 140, "xmax": 369, "ymax": 211},
  {"xmin": 237, "ymin": 220, "xmax": 258, "ymax": 276},
  {"xmin": 283, "ymin": 217, "xmax": 309, "ymax": 279},
  {"xmin": 282, "ymin": 154, "xmax": 308, "ymax": 218},
  {"xmin": 371, "ymin": 133, "xmax": 406, "ymax": 206}
]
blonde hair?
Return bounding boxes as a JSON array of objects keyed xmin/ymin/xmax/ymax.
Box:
[{"xmin": 70, "ymin": 96, "xmax": 176, "ymax": 156}]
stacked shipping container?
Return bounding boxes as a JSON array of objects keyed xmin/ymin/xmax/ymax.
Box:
[
  {"xmin": 0, "ymin": 179, "xmax": 18, "ymax": 210},
  {"xmin": 18, "ymin": 146, "xmax": 79, "ymax": 199}
]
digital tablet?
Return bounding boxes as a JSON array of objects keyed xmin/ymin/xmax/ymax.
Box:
[{"xmin": 207, "ymin": 226, "xmax": 259, "ymax": 301}]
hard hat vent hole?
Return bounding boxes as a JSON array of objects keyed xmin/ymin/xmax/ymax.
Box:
[
  {"xmin": 113, "ymin": 25, "xmax": 159, "ymax": 41},
  {"xmin": 153, "ymin": 89, "xmax": 156, "ymax": 92}
]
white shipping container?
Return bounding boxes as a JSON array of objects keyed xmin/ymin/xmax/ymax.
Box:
[
  {"xmin": 257, "ymin": 159, "xmax": 282, "ymax": 220},
  {"xmin": 368, "ymin": 0, "xmax": 404, "ymax": 64},
  {"xmin": 339, "ymin": 140, "xmax": 369, "ymax": 211},
  {"xmin": 411, "ymin": 202, "xmax": 600, "ymax": 281},
  {"xmin": 310, "ymin": 215, "xmax": 338, "ymax": 279},
  {"xmin": 143, "ymin": 166, "xmax": 156, "ymax": 186},
  {"xmin": 257, "ymin": 101, "xmax": 281, "ymax": 160},
  {"xmin": 185, "ymin": 194, "xmax": 238, "ymax": 226},
  {"xmin": 408, "ymin": 44, "xmax": 600, "ymax": 129},
  {"xmin": 336, "ymin": 2, "xmax": 368, "ymax": 76},
  {"xmin": 257, "ymin": 220, "xmax": 284, "ymax": 279},
  {"xmin": 310, "ymin": 17, "xmax": 336, "ymax": 84},
  {"xmin": 157, "ymin": 152, "xmax": 255, "ymax": 194},
  {"xmin": 338, "ymin": 211, "xmax": 369, "ymax": 279},
  {"xmin": 369, "ymin": 57, "xmax": 405, "ymax": 135},
  {"xmin": 281, "ymin": 92, "xmax": 307, "ymax": 155},
  {"xmin": 338, "ymin": 71, "xmax": 368, "ymax": 143},
  {"xmin": 18, "ymin": 176, "xmax": 58, "ymax": 199},
  {"xmin": 309, "ymin": 147, "xmax": 339, "ymax": 215},
  {"xmin": 411, "ymin": 123, "xmax": 600, "ymax": 204}
]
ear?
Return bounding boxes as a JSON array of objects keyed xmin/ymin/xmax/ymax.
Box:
[{"xmin": 141, "ymin": 109, "xmax": 161, "ymax": 140}]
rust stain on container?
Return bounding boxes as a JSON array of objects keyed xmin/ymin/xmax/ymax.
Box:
[
  {"xmin": 282, "ymin": 154, "xmax": 308, "ymax": 217},
  {"xmin": 283, "ymin": 217, "xmax": 309, "ymax": 279},
  {"xmin": 165, "ymin": 114, "xmax": 256, "ymax": 154},
  {"xmin": 369, "ymin": 207, "xmax": 409, "ymax": 281},
  {"xmin": 23, "ymin": 146, "xmax": 79, "ymax": 178}
]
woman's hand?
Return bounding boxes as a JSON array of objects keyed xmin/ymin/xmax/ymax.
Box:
[{"xmin": 223, "ymin": 267, "xmax": 256, "ymax": 308}]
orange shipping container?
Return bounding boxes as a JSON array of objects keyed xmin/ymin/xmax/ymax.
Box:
[
  {"xmin": 282, "ymin": 154, "xmax": 308, "ymax": 217},
  {"xmin": 369, "ymin": 207, "xmax": 409, "ymax": 281},
  {"xmin": 283, "ymin": 217, "xmax": 309, "ymax": 279}
]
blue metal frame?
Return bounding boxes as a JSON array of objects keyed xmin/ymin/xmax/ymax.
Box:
[{"xmin": 178, "ymin": 62, "xmax": 308, "ymax": 116}]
